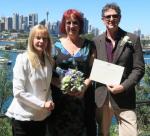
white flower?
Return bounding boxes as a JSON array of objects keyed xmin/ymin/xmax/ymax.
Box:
[
  {"xmin": 120, "ymin": 36, "xmax": 132, "ymax": 47},
  {"xmin": 60, "ymin": 68, "xmax": 85, "ymax": 94}
]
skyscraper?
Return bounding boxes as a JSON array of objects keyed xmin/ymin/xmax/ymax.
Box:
[
  {"xmin": 12, "ymin": 13, "xmax": 19, "ymax": 31},
  {"xmin": 28, "ymin": 13, "xmax": 38, "ymax": 29}
]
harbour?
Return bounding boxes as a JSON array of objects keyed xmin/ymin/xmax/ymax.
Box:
[
  {"xmin": 0, "ymin": 41, "xmax": 150, "ymax": 132},
  {"xmin": 0, "ymin": 41, "xmax": 150, "ymax": 106}
]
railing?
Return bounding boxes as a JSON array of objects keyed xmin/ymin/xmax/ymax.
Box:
[
  {"xmin": 0, "ymin": 114, "xmax": 5, "ymax": 118},
  {"xmin": 136, "ymin": 100, "xmax": 150, "ymax": 105}
]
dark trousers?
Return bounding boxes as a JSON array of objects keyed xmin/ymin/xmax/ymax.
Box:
[
  {"xmin": 12, "ymin": 118, "xmax": 47, "ymax": 136},
  {"xmin": 84, "ymin": 86, "xmax": 97, "ymax": 136}
]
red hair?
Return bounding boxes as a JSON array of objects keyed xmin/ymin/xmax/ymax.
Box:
[{"xmin": 60, "ymin": 9, "xmax": 84, "ymax": 34}]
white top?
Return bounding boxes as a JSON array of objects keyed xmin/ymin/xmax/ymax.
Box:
[{"xmin": 5, "ymin": 52, "xmax": 53, "ymax": 121}]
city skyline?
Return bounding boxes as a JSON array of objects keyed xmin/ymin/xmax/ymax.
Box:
[{"xmin": 0, "ymin": 0, "xmax": 150, "ymax": 35}]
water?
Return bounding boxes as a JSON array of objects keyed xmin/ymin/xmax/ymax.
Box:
[
  {"xmin": 0, "ymin": 41, "xmax": 16, "ymax": 46},
  {"xmin": 0, "ymin": 51, "xmax": 149, "ymax": 75},
  {"xmin": 0, "ymin": 50, "xmax": 19, "ymax": 113},
  {"xmin": 144, "ymin": 54, "xmax": 150, "ymax": 64},
  {"xmin": 0, "ymin": 50, "xmax": 149, "ymax": 79},
  {"xmin": 0, "ymin": 50, "xmax": 19, "ymax": 79},
  {"xmin": 1, "ymin": 45, "xmax": 150, "ymax": 116}
]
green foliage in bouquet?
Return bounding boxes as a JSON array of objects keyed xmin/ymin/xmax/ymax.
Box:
[{"xmin": 57, "ymin": 68, "xmax": 85, "ymax": 94}]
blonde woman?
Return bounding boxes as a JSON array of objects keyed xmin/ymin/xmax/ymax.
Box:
[{"xmin": 6, "ymin": 24, "xmax": 54, "ymax": 136}]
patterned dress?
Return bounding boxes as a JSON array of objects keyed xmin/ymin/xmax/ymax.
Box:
[{"xmin": 48, "ymin": 39, "xmax": 96, "ymax": 136}]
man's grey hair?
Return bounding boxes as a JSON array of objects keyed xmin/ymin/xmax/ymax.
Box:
[{"xmin": 101, "ymin": 3, "xmax": 121, "ymax": 17}]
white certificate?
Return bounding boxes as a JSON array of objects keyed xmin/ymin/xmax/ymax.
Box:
[{"xmin": 90, "ymin": 59, "xmax": 124, "ymax": 85}]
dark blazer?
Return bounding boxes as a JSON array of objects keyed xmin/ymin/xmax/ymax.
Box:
[{"xmin": 93, "ymin": 28, "xmax": 145, "ymax": 109}]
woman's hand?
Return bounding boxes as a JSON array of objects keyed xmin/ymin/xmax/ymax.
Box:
[
  {"xmin": 44, "ymin": 101, "xmax": 55, "ymax": 111},
  {"xmin": 68, "ymin": 84, "xmax": 87, "ymax": 98},
  {"xmin": 68, "ymin": 90, "xmax": 84, "ymax": 98}
]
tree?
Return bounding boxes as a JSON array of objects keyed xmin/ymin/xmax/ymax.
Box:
[
  {"xmin": 143, "ymin": 65, "xmax": 150, "ymax": 86},
  {"xmin": 0, "ymin": 53, "xmax": 13, "ymax": 136},
  {"xmin": 0, "ymin": 69, "xmax": 13, "ymax": 114},
  {"xmin": 108, "ymin": 65, "xmax": 150, "ymax": 136},
  {"xmin": 0, "ymin": 117, "xmax": 12, "ymax": 136},
  {"xmin": 0, "ymin": 53, "xmax": 13, "ymax": 113},
  {"xmin": 136, "ymin": 65, "xmax": 150, "ymax": 135},
  {"xmin": 80, "ymin": 33, "xmax": 94, "ymax": 40},
  {"xmin": 141, "ymin": 39, "xmax": 150, "ymax": 47},
  {"xmin": 15, "ymin": 40, "xmax": 27, "ymax": 50}
]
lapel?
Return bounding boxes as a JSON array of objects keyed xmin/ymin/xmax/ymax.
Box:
[
  {"xmin": 97, "ymin": 33, "xmax": 108, "ymax": 61},
  {"xmin": 113, "ymin": 28, "xmax": 127, "ymax": 63},
  {"xmin": 44, "ymin": 55, "xmax": 52, "ymax": 88}
]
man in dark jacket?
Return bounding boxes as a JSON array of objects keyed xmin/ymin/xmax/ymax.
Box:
[{"xmin": 93, "ymin": 3, "xmax": 145, "ymax": 136}]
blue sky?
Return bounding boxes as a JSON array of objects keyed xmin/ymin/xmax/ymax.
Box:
[{"xmin": 0, "ymin": 0, "xmax": 149, "ymax": 35}]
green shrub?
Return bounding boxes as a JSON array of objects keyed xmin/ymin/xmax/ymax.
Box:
[{"xmin": 0, "ymin": 117, "xmax": 12, "ymax": 136}]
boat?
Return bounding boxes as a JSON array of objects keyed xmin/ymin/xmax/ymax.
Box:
[{"xmin": 0, "ymin": 56, "xmax": 12, "ymax": 65}]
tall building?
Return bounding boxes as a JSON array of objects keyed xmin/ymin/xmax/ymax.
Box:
[
  {"xmin": 28, "ymin": 13, "xmax": 38, "ymax": 29},
  {"xmin": 19, "ymin": 15, "xmax": 24, "ymax": 31},
  {"xmin": 83, "ymin": 17, "xmax": 89, "ymax": 34},
  {"xmin": 5, "ymin": 17, "xmax": 13, "ymax": 31},
  {"xmin": 88, "ymin": 25, "xmax": 100, "ymax": 36},
  {"xmin": 134, "ymin": 28, "xmax": 141, "ymax": 37},
  {"xmin": 0, "ymin": 12, "xmax": 100, "ymax": 35},
  {"xmin": 12, "ymin": 13, "xmax": 19, "ymax": 31},
  {"xmin": 78, "ymin": 12, "xmax": 89, "ymax": 34},
  {"xmin": 0, "ymin": 17, "xmax": 5, "ymax": 31},
  {"xmin": 50, "ymin": 21, "xmax": 60, "ymax": 36},
  {"xmin": 22, "ymin": 16, "xmax": 28, "ymax": 32},
  {"xmin": 46, "ymin": 11, "xmax": 49, "ymax": 23}
]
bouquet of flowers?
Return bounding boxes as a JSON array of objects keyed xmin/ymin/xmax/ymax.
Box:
[{"xmin": 56, "ymin": 67, "xmax": 85, "ymax": 94}]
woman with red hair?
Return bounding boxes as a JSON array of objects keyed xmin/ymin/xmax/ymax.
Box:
[{"xmin": 48, "ymin": 9, "xmax": 97, "ymax": 136}]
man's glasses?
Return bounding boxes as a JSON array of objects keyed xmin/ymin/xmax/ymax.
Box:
[{"xmin": 103, "ymin": 14, "xmax": 119, "ymax": 20}]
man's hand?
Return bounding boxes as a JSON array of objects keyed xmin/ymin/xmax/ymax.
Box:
[{"xmin": 107, "ymin": 84, "xmax": 124, "ymax": 94}]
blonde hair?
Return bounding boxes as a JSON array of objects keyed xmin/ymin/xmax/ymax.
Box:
[{"xmin": 27, "ymin": 24, "xmax": 53, "ymax": 68}]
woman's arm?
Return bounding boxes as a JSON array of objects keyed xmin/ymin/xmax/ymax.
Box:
[
  {"xmin": 84, "ymin": 45, "xmax": 97, "ymax": 90},
  {"xmin": 13, "ymin": 54, "xmax": 47, "ymax": 110}
]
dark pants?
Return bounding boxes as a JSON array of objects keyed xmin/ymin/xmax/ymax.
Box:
[
  {"xmin": 84, "ymin": 86, "xmax": 97, "ymax": 136},
  {"xmin": 12, "ymin": 118, "xmax": 47, "ymax": 136}
]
